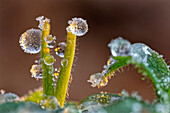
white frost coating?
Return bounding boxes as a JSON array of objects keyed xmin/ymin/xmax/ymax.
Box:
[
  {"xmin": 108, "ymin": 37, "xmax": 131, "ymax": 57},
  {"xmin": 67, "ymin": 17, "xmax": 88, "ymax": 36},
  {"xmin": 87, "ymin": 73, "xmax": 103, "ymax": 87},
  {"xmin": 36, "ymin": 16, "xmax": 50, "ymax": 30},
  {"xmin": 19, "ymin": 29, "xmax": 41, "ymax": 54},
  {"xmin": 131, "ymin": 103, "xmax": 142, "ymax": 113}
]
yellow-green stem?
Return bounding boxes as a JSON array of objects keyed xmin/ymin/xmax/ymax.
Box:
[
  {"xmin": 41, "ymin": 21, "xmax": 54, "ymax": 96},
  {"xmin": 55, "ymin": 32, "xmax": 76, "ymax": 107}
]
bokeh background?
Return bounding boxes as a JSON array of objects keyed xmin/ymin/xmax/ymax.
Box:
[{"xmin": 1, "ymin": 0, "xmax": 170, "ymax": 102}]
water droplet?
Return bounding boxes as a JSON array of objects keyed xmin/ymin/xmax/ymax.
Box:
[
  {"xmin": 30, "ymin": 64, "xmax": 43, "ymax": 79},
  {"xmin": 61, "ymin": 59, "xmax": 68, "ymax": 67},
  {"xmin": 44, "ymin": 35, "xmax": 54, "ymax": 43},
  {"xmin": 40, "ymin": 96, "xmax": 59, "ymax": 109},
  {"xmin": 108, "ymin": 37, "xmax": 131, "ymax": 57},
  {"xmin": 44, "ymin": 55, "xmax": 54, "ymax": 65},
  {"xmin": 55, "ymin": 42, "xmax": 67, "ymax": 58},
  {"xmin": 47, "ymin": 40, "xmax": 56, "ymax": 48},
  {"xmin": 130, "ymin": 43, "xmax": 153, "ymax": 63},
  {"xmin": 67, "ymin": 17, "xmax": 88, "ymax": 36},
  {"xmin": 19, "ymin": 29, "xmax": 41, "ymax": 54}
]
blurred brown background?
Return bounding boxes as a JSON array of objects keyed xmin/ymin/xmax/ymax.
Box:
[{"xmin": 1, "ymin": 0, "xmax": 170, "ymax": 102}]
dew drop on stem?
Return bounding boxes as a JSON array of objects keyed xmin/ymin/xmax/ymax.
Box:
[
  {"xmin": 44, "ymin": 55, "xmax": 55, "ymax": 66},
  {"xmin": 61, "ymin": 59, "xmax": 68, "ymax": 67},
  {"xmin": 55, "ymin": 42, "xmax": 67, "ymax": 58},
  {"xmin": 19, "ymin": 29, "xmax": 41, "ymax": 54},
  {"xmin": 44, "ymin": 35, "xmax": 54, "ymax": 43},
  {"xmin": 47, "ymin": 39, "xmax": 56, "ymax": 48}
]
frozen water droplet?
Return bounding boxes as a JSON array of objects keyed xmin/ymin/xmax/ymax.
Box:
[
  {"xmin": 108, "ymin": 37, "xmax": 131, "ymax": 57},
  {"xmin": 130, "ymin": 43, "xmax": 153, "ymax": 63},
  {"xmin": 44, "ymin": 55, "xmax": 54, "ymax": 66},
  {"xmin": 67, "ymin": 17, "xmax": 88, "ymax": 36},
  {"xmin": 40, "ymin": 96, "xmax": 59, "ymax": 109},
  {"xmin": 30, "ymin": 64, "xmax": 43, "ymax": 79},
  {"xmin": 44, "ymin": 35, "xmax": 54, "ymax": 43},
  {"xmin": 61, "ymin": 59, "xmax": 68, "ymax": 67},
  {"xmin": 88, "ymin": 73, "xmax": 104, "ymax": 87},
  {"xmin": 55, "ymin": 42, "xmax": 67, "ymax": 58},
  {"xmin": 19, "ymin": 29, "xmax": 41, "ymax": 54}
]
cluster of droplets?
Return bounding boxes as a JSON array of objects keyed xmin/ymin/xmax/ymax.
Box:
[
  {"xmin": 66, "ymin": 17, "xmax": 88, "ymax": 36},
  {"xmin": 19, "ymin": 29, "xmax": 42, "ymax": 54},
  {"xmin": 55, "ymin": 42, "xmax": 67, "ymax": 58},
  {"xmin": 88, "ymin": 37, "xmax": 156, "ymax": 88}
]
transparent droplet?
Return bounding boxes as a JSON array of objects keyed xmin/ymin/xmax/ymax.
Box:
[
  {"xmin": 0, "ymin": 93, "xmax": 20, "ymax": 104},
  {"xmin": 44, "ymin": 35, "xmax": 54, "ymax": 43},
  {"xmin": 61, "ymin": 59, "xmax": 68, "ymax": 67},
  {"xmin": 19, "ymin": 29, "xmax": 41, "ymax": 54},
  {"xmin": 130, "ymin": 43, "xmax": 153, "ymax": 63},
  {"xmin": 88, "ymin": 73, "xmax": 104, "ymax": 87},
  {"xmin": 30, "ymin": 64, "xmax": 43, "ymax": 79},
  {"xmin": 44, "ymin": 55, "xmax": 54, "ymax": 66},
  {"xmin": 40, "ymin": 96, "xmax": 59, "ymax": 109},
  {"xmin": 55, "ymin": 42, "xmax": 67, "ymax": 58},
  {"xmin": 67, "ymin": 17, "xmax": 88, "ymax": 36},
  {"xmin": 108, "ymin": 37, "xmax": 131, "ymax": 57},
  {"xmin": 47, "ymin": 40, "xmax": 56, "ymax": 48}
]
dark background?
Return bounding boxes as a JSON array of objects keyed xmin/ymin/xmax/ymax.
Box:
[{"xmin": 1, "ymin": 0, "xmax": 170, "ymax": 102}]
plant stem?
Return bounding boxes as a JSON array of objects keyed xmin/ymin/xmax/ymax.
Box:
[
  {"xmin": 55, "ymin": 32, "xmax": 76, "ymax": 107},
  {"xmin": 41, "ymin": 20, "xmax": 54, "ymax": 96}
]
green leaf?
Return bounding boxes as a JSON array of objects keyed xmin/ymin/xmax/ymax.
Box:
[
  {"xmin": 104, "ymin": 97, "xmax": 156, "ymax": 113},
  {"xmin": 78, "ymin": 92, "xmax": 122, "ymax": 112},
  {"xmin": 93, "ymin": 39, "xmax": 170, "ymax": 103},
  {"xmin": 0, "ymin": 101, "xmax": 46, "ymax": 113}
]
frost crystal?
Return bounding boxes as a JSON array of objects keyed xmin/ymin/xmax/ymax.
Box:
[
  {"xmin": 30, "ymin": 64, "xmax": 43, "ymax": 79},
  {"xmin": 19, "ymin": 29, "xmax": 41, "ymax": 54},
  {"xmin": 108, "ymin": 37, "xmax": 131, "ymax": 57},
  {"xmin": 67, "ymin": 17, "xmax": 88, "ymax": 36},
  {"xmin": 88, "ymin": 73, "xmax": 108, "ymax": 87}
]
